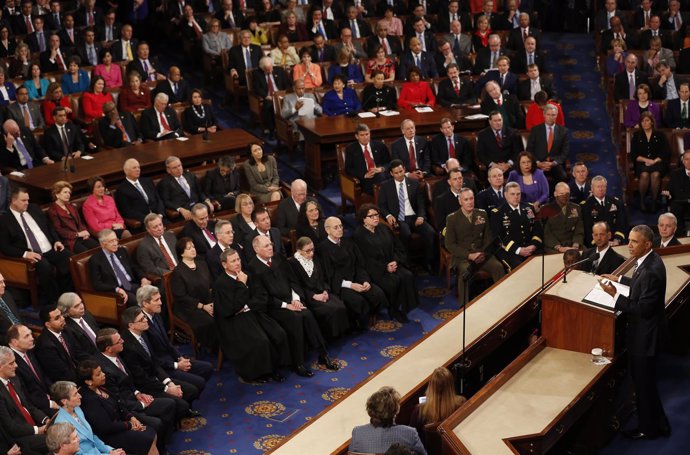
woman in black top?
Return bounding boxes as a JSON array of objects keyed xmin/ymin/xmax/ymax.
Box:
[
  {"xmin": 630, "ymin": 111, "xmax": 670, "ymax": 212},
  {"xmin": 361, "ymin": 70, "xmax": 398, "ymax": 113},
  {"xmin": 183, "ymin": 89, "xmax": 218, "ymax": 135},
  {"xmin": 296, "ymin": 199, "xmax": 328, "ymax": 249}
]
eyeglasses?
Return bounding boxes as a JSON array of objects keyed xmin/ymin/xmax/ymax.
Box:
[
  {"xmin": 302, "ymin": 248, "xmax": 315, "ymax": 253},
  {"xmin": 330, "ymin": 224, "xmax": 343, "ymax": 229},
  {"xmin": 134, "ymin": 317, "xmax": 148, "ymax": 323}
]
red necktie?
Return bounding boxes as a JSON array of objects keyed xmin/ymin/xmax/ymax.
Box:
[
  {"xmin": 496, "ymin": 130, "xmax": 503, "ymax": 148},
  {"xmin": 116, "ymin": 120, "xmax": 129, "ymax": 142},
  {"xmin": 6, "ymin": 382, "xmax": 35, "ymax": 426},
  {"xmin": 159, "ymin": 111, "xmax": 171, "ymax": 132},
  {"xmin": 267, "ymin": 259, "xmax": 272, "ymax": 267},
  {"xmin": 158, "ymin": 238, "xmax": 175, "ymax": 270},
  {"xmin": 193, "ymin": 20, "xmax": 202, "ymax": 39},
  {"xmin": 23, "ymin": 354, "xmax": 40, "ymax": 381},
  {"xmin": 547, "ymin": 125, "xmax": 554, "ymax": 153},
  {"xmin": 58, "ymin": 334, "xmax": 72, "ymax": 357},
  {"xmin": 363, "ymin": 145, "xmax": 376, "ymax": 170},
  {"xmin": 454, "ymin": 80, "xmax": 460, "ymax": 95},
  {"xmin": 448, "ymin": 138, "xmax": 455, "ymax": 159},
  {"xmin": 88, "ymin": 12, "xmax": 95, "ymax": 26},
  {"xmin": 115, "ymin": 357, "xmax": 127, "ymax": 374},
  {"xmin": 203, "ymin": 227, "xmax": 216, "ymax": 243},
  {"xmin": 408, "ymin": 140, "xmax": 417, "ymax": 171},
  {"xmin": 25, "ymin": 16, "xmax": 33, "ymax": 33},
  {"xmin": 497, "ymin": 97, "xmax": 502, "ymax": 106},
  {"xmin": 381, "ymin": 38, "xmax": 389, "ymax": 55},
  {"xmin": 55, "ymin": 52, "xmax": 65, "ymax": 70},
  {"xmin": 267, "ymin": 74, "xmax": 276, "ymax": 95}
]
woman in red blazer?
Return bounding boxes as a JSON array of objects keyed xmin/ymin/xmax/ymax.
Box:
[
  {"xmin": 42, "ymin": 82, "xmax": 75, "ymax": 127},
  {"xmin": 47, "ymin": 181, "xmax": 99, "ymax": 253},
  {"xmin": 398, "ymin": 66, "xmax": 436, "ymax": 110}
]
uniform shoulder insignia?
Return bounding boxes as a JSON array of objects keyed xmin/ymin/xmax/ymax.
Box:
[
  {"xmin": 580, "ymin": 200, "xmax": 586, "ymax": 205},
  {"xmin": 492, "ymin": 208, "xmax": 499, "ymax": 213}
]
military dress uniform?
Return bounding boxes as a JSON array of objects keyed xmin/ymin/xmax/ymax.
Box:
[
  {"xmin": 542, "ymin": 201, "xmax": 584, "ymax": 253},
  {"xmin": 445, "ymin": 208, "xmax": 505, "ymax": 305},
  {"xmin": 491, "ymin": 203, "xmax": 543, "ymax": 270},
  {"xmin": 581, "ymin": 196, "xmax": 627, "ymax": 246}
]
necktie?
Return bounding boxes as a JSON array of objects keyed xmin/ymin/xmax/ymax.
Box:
[
  {"xmin": 454, "ymin": 36, "xmax": 461, "ymax": 54},
  {"xmin": 20, "ymin": 213, "xmax": 41, "ymax": 252},
  {"xmin": 88, "ymin": 45, "xmax": 96, "ymax": 65},
  {"xmin": 203, "ymin": 227, "xmax": 216, "ymax": 244},
  {"xmin": 418, "ymin": 33, "xmax": 425, "ymax": 51},
  {"xmin": 54, "ymin": 13, "xmax": 60, "ymax": 28},
  {"xmin": 500, "ymin": 74, "xmax": 505, "ymax": 87},
  {"xmin": 497, "ymin": 97, "xmax": 502, "ymax": 106},
  {"xmin": 381, "ymin": 38, "xmax": 389, "ymax": 55},
  {"xmin": 6, "ymin": 382, "xmax": 35, "ymax": 425},
  {"xmin": 79, "ymin": 319, "xmax": 97, "ymax": 345},
  {"xmin": 143, "ymin": 60, "xmax": 153, "ymax": 81},
  {"xmin": 496, "ymin": 130, "xmax": 503, "ymax": 147},
  {"xmin": 397, "ymin": 182, "xmax": 406, "ymax": 222},
  {"xmin": 454, "ymin": 80, "xmax": 460, "ymax": 95},
  {"xmin": 115, "ymin": 357, "xmax": 127, "ymax": 374},
  {"xmin": 177, "ymin": 176, "xmax": 190, "ymax": 198},
  {"xmin": 363, "ymin": 145, "xmax": 376, "ymax": 170},
  {"xmin": 106, "ymin": 26, "xmax": 112, "ymax": 41},
  {"xmin": 109, "ymin": 253, "xmax": 132, "ymax": 291},
  {"xmin": 591, "ymin": 256, "xmax": 599, "ymax": 273},
  {"xmin": 138, "ymin": 336, "xmax": 151, "ymax": 356},
  {"xmin": 134, "ymin": 181, "xmax": 148, "ymax": 202},
  {"xmin": 319, "ymin": 48, "xmax": 324, "ymax": 62},
  {"xmin": 682, "ymin": 102, "xmax": 688, "ymax": 120},
  {"xmin": 58, "ymin": 333, "xmax": 72, "ymax": 357},
  {"xmin": 158, "ymin": 238, "xmax": 176, "ymax": 270},
  {"xmin": 675, "ymin": 15, "xmax": 681, "ymax": 31},
  {"xmin": 25, "ymin": 16, "xmax": 32, "ymax": 33},
  {"xmin": 416, "ymin": 54, "xmax": 421, "ymax": 69},
  {"xmin": 193, "ymin": 20, "xmax": 202, "ymax": 39},
  {"xmin": 267, "ymin": 74, "xmax": 276, "ymax": 94},
  {"xmin": 318, "ymin": 22, "xmax": 326, "ymax": 39},
  {"xmin": 351, "ymin": 20, "xmax": 358, "ymax": 38},
  {"xmin": 60, "ymin": 126, "xmax": 70, "ymax": 156},
  {"xmin": 267, "ymin": 258, "xmax": 272, "ymax": 267},
  {"xmin": 14, "ymin": 138, "xmax": 33, "ymax": 169},
  {"xmin": 547, "ymin": 126, "xmax": 553, "ymax": 152},
  {"xmin": 126, "ymin": 42, "xmax": 133, "ymax": 61},
  {"xmin": 645, "ymin": 11, "xmax": 650, "ymax": 27},
  {"xmin": 448, "ymin": 138, "xmax": 455, "ymax": 159},
  {"xmin": 408, "ymin": 140, "xmax": 417, "ymax": 171},
  {"xmin": 528, "ymin": 53, "xmax": 534, "ymax": 65},
  {"xmin": 491, "ymin": 52, "xmax": 498, "ymax": 68},
  {"xmin": 633, "ymin": 262, "xmax": 639, "ymax": 274},
  {"xmin": 523, "ymin": 28, "xmax": 528, "ymax": 41},
  {"xmin": 159, "ymin": 111, "xmax": 171, "ymax": 132},
  {"xmin": 56, "ymin": 51, "xmax": 65, "ymax": 70},
  {"xmin": 245, "ymin": 47, "xmax": 252, "ymax": 69},
  {"xmin": 629, "ymin": 73, "xmax": 635, "ymax": 99},
  {"xmin": 88, "ymin": 11, "xmax": 95, "ymax": 26},
  {"xmin": 38, "ymin": 32, "xmax": 45, "ymax": 52},
  {"xmin": 23, "ymin": 354, "xmax": 40, "ymax": 381},
  {"xmin": 0, "ymin": 298, "xmax": 19, "ymax": 324},
  {"xmin": 22, "ymin": 105, "xmax": 31, "ymax": 129},
  {"xmin": 498, "ymin": 189, "xmax": 503, "ymax": 199},
  {"xmin": 116, "ymin": 119, "xmax": 130, "ymax": 142}
]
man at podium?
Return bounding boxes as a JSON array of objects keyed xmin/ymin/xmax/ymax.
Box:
[{"xmin": 599, "ymin": 225, "xmax": 670, "ymax": 440}]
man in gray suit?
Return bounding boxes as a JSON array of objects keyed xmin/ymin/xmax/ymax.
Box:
[
  {"xmin": 280, "ymin": 79, "xmax": 322, "ymax": 143},
  {"xmin": 445, "ymin": 20, "xmax": 472, "ymax": 56},
  {"xmin": 333, "ymin": 27, "xmax": 366, "ymax": 61},
  {"xmin": 6, "ymin": 87, "xmax": 45, "ymax": 131},
  {"xmin": 135, "ymin": 213, "xmax": 178, "ymax": 280}
]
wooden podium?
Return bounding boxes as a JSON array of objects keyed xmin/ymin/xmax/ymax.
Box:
[{"xmin": 541, "ymin": 270, "xmax": 621, "ymax": 357}]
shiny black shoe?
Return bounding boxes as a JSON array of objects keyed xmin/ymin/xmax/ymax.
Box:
[
  {"xmin": 622, "ymin": 429, "xmax": 658, "ymax": 440},
  {"xmin": 187, "ymin": 409, "xmax": 202, "ymax": 418},
  {"xmin": 294, "ymin": 365, "xmax": 314, "ymax": 377},
  {"xmin": 318, "ymin": 355, "xmax": 339, "ymax": 371},
  {"xmin": 271, "ymin": 372, "xmax": 286, "ymax": 383}
]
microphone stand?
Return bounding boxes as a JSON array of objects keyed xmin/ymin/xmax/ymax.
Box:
[
  {"xmin": 202, "ymin": 120, "xmax": 210, "ymax": 143},
  {"xmin": 375, "ymin": 96, "xmax": 381, "ymax": 118},
  {"xmin": 562, "ymin": 253, "xmax": 599, "ymax": 284}
]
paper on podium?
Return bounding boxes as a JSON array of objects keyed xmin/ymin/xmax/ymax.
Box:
[
  {"xmin": 414, "ymin": 106, "xmax": 434, "ymax": 113},
  {"xmin": 298, "ymin": 97, "xmax": 314, "ymax": 115},
  {"xmin": 464, "ymin": 113, "xmax": 490, "ymax": 120},
  {"xmin": 379, "ymin": 110, "xmax": 400, "ymax": 116},
  {"xmin": 357, "ymin": 112, "xmax": 376, "ymax": 118},
  {"xmin": 582, "ymin": 281, "xmax": 629, "ymax": 310}
]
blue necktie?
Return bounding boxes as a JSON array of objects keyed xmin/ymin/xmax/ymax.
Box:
[
  {"xmin": 0, "ymin": 298, "xmax": 19, "ymax": 324},
  {"xmin": 397, "ymin": 182, "xmax": 406, "ymax": 222},
  {"xmin": 109, "ymin": 253, "xmax": 132, "ymax": 291}
]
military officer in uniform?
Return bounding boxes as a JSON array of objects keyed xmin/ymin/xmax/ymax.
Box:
[
  {"xmin": 581, "ymin": 176, "xmax": 627, "ymax": 247},
  {"xmin": 542, "ymin": 182, "xmax": 584, "ymax": 253},
  {"xmin": 445, "ymin": 188, "xmax": 505, "ymax": 305},
  {"xmin": 490, "ymin": 182, "xmax": 543, "ymax": 270}
]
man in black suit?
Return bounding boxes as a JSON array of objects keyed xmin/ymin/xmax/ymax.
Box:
[
  {"xmin": 157, "ymin": 156, "xmax": 212, "ymax": 221},
  {"xmin": 0, "ymin": 345, "xmax": 49, "ymax": 455},
  {"xmin": 483, "ymin": 78, "xmax": 525, "ymax": 125},
  {"xmin": 140, "ymin": 93, "xmax": 185, "ymax": 142},
  {"xmin": 126, "ymin": 42, "xmax": 165, "ymax": 83},
  {"xmin": 0, "ymin": 273, "xmax": 22, "ymax": 346},
  {"xmin": 654, "ymin": 212, "xmax": 681, "ymax": 247},
  {"xmin": 614, "ymin": 54, "xmax": 648, "ymax": 102},
  {"xmin": 179, "ymin": 3, "xmax": 206, "ymax": 56},
  {"xmin": 430, "ymin": 117, "xmax": 471, "ymax": 178},
  {"xmin": 252, "ymin": 56, "xmax": 291, "ymax": 135},
  {"xmin": 95, "ymin": 9, "xmax": 119, "ymax": 42},
  {"xmin": 136, "ymin": 214, "xmax": 179, "ymax": 279},
  {"xmin": 581, "ymin": 221, "xmax": 626, "ymax": 274},
  {"xmin": 341, "ymin": 5, "xmax": 372, "ymax": 39},
  {"xmin": 666, "ymin": 150, "xmax": 690, "ymax": 234},
  {"xmin": 599, "ymin": 225, "xmax": 670, "ymax": 440},
  {"xmin": 367, "ymin": 22, "xmax": 402, "ymax": 58},
  {"xmin": 119, "ymin": 308, "xmax": 197, "ymax": 420},
  {"xmin": 436, "ymin": 38, "xmax": 473, "ymax": 77},
  {"xmin": 45, "ymin": 0, "xmax": 64, "ymax": 32},
  {"xmin": 663, "ymin": 82, "xmax": 690, "ymax": 128},
  {"xmin": 526, "ymin": 104, "xmax": 569, "ymax": 183},
  {"xmin": 180, "ymin": 203, "xmax": 217, "ymax": 256},
  {"xmin": 75, "ymin": 28, "xmax": 101, "ymax": 67},
  {"xmin": 89, "ymin": 229, "xmax": 150, "ymax": 306},
  {"xmin": 57, "ymin": 14, "xmax": 80, "ymax": 53},
  {"xmin": 475, "ymin": 111, "xmax": 524, "ymax": 175},
  {"xmin": 506, "ymin": 12, "xmax": 541, "ymax": 52},
  {"xmin": 432, "ymin": 168, "xmax": 466, "ymax": 232},
  {"xmin": 581, "ymin": 176, "xmax": 627, "ymax": 246},
  {"xmin": 390, "ymin": 119, "xmax": 430, "ymax": 179},
  {"xmin": 275, "ymin": 179, "xmax": 307, "ymax": 237},
  {"xmin": 437, "ymin": 64, "xmax": 475, "ymax": 107},
  {"xmin": 344, "ymin": 123, "xmax": 390, "ymax": 195},
  {"xmin": 1, "ymin": 120, "xmax": 52, "ymax": 170},
  {"xmin": 99, "ymin": 102, "xmax": 141, "ymax": 148},
  {"xmin": 58, "ymin": 293, "xmax": 100, "ymax": 361},
  {"xmin": 44, "ymin": 107, "xmax": 85, "ymax": 163},
  {"xmin": 138, "ymin": 285, "xmax": 213, "ymax": 392},
  {"xmin": 652, "ymin": 61, "xmax": 685, "ymax": 101},
  {"xmin": 39, "ymin": 34, "xmax": 69, "ymax": 73},
  {"xmin": 34, "ymin": 305, "xmax": 79, "ymax": 382},
  {"xmin": 12, "ymin": 0, "xmax": 35, "ymax": 36},
  {"xmin": 473, "ymin": 34, "xmax": 513, "ymax": 75},
  {"xmin": 377, "ymin": 159, "xmax": 435, "ymax": 268},
  {"xmin": 215, "ymin": 0, "xmax": 245, "ymax": 29},
  {"xmin": 0, "ymin": 188, "xmax": 72, "ymax": 303},
  {"xmin": 248, "ymin": 235, "xmax": 337, "ymax": 378},
  {"xmin": 6, "ymin": 324, "xmax": 56, "ymax": 418},
  {"xmin": 228, "ymin": 30, "xmax": 262, "ymax": 85},
  {"xmin": 152, "ymin": 66, "xmax": 191, "ymax": 105},
  {"xmin": 405, "ymin": 16, "xmax": 438, "ymax": 54},
  {"xmin": 110, "ymin": 24, "xmax": 137, "ymax": 62},
  {"xmin": 310, "ymin": 33, "xmax": 336, "ymax": 63},
  {"xmin": 639, "ymin": 15, "xmax": 673, "ymax": 50},
  {"xmin": 513, "ymin": 36, "xmax": 549, "ymax": 74},
  {"xmin": 437, "ymin": 0, "xmax": 472, "ymax": 33},
  {"xmin": 633, "ymin": 0, "xmax": 657, "ymax": 30},
  {"xmin": 398, "ymin": 37, "xmax": 438, "ymax": 80},
  {"xmin": 307, "ymin": 7, "xmax": 337, "ymax": 40},
  {"xmin": 594, "ymin": 0, "xmax": 625, "ymax": 32},
  {"xmin": 26, "ymin": 17, "xmax": 48, "ymax": 53},
  {"xmin": 243, "ymin": 207, "xmax": 284, "ymax": 261},
  {"xmin": 204, "ymin": 156, "xmax": 241, "ymax": 212},
  {"xmin": 474, "ymin": 1, "xmax": 500, "ymax": 30},
  {"xmin": 206, "ymin": 220, "xmax": 238, "ymax": 280},
  {"xmin": 568, "ymin": 161, "xmax": 591, "ymax": 204},
  {"xmin": 74, "ymin": 0, "xmax": 101, "ymax": 28},
  {"xmin": 114, "ymin": 158, "xmax": 165, "ymax": 228},
  {"xmin": 476, "ymin": 166, "xmax": 507, "ymax": 215},
  {"xmin": 662, "ymin": 0, "xmax": 688, "ymax": 32},
  {"xmin": 518, "ymin": 65, "xmax": 554, "ymax": 101},
  {"xmin": 477, "ymin": 55, "xmax": 519, "ymax": 97}
]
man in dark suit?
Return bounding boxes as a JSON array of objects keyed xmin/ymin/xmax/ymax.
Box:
[
  {"xmin": 666, "ymin": 150, "xmax": 690, "ymax": 234},
  {"xmin": 248, "ymin": 235, "xmax": 336, "ymax": 377},
  {"xmin": 307, "ymin": 7, "xmax": 337, "ymax": 40},
  {"xmin": 204, "ymin": 156, "xmax": 241, "ymax": 212},
  {"xmin": 89, "ymin": 230, "xmax": 150, "ymax": 306},
  {"xmin": 39, "ymin": 34, "xmax": 69, "ymax": 73},
  {"xmin": 473, "ymin": 34, "xmax": 513, "ymax": 75},
  {"xmin": 633, "ymin": 0, "xmax": 657, "ymax": 30},
  {"xmin": 57, "ymin": 14, "xmax": 80, "ymax": 53},
  {"xmin": 140, "ymin": 93, "xmax": 185, "ymax": 141},
  {"xmin": 526, "ymin": 104, "xmax": 569, "ymax": 183},
  {"xmin": 180, "ymin": 203, "xmax": 217, "ymax": 256},
  {"xmin": 506, "ymin": 12, "xmax": 541, "ymax": 52},
  {"xmin": 0, "ymin": 345, "xmax": 49, "ymax": 455},
  {"xmin": 437, "ymin": 1, "xmax": 472, "ymax": 33},
  {"xmin": 74, "ymin": 0, "xmax": 101, "ymax": 27},
  {"xmin": 215, "ymin": 0, "xmax": 245, "ymax": 29},
  {"xmin": 614, "ymin": 54, "xmax": 649, "ymax": 102},
  {"xmin": 429, "ymin": 117, "xmax": 471, "ymax": 177},
  {"xmin": 0, "ymin": 174, "xmax": 9, "ymax": 215},
  {"xmin": 476, "ymin": 166, "xmax": 507, "ymax": 215},
  {"xmin": 126, "ymin": 42, "xmax": 165, "ymax": 83},
  {"xmin": 639, "ymin": 15, "xmax": 673, "ymax": 49},
  {"xmin": 481, "ymin": 81, "xmax": 525, "ymax": 129},
  {"xmin": 0, "ymin": 273, "xmax": 22, "ymax": 346},
  {"xmin": 599, "ymin": 225, "xmax": 670, "ymax": 440},
  {"xmin": 663, "ymin": 82, "xmax": 690, "ymax": 128},
  {"xmin": 114, "ymin": 159, "xmax": 165, "ymax": 228},
  {"xmin": 518, "ymin": 64, "xmax": 554, "ymax": 101},
  {"xmin": 179, "ymin": 4, "xmax": 206, "ymax": 55},
  {"xmin": 34, "ymin": 305, "xmax": 79, "ymax": 382},
  {"xmin": 662, "ymin": 0, "xmax": 688, "ymax": 32},
  {"xmin": 136, "ymin": 214, "xmax": 179, "ymax": 279},
  {"xmin": 477, "ymin": 55, "xmax": 519, "ymax": 97},
  {"xmin": 652, "ymin": 61, "xmax": 686, "ymax": 101},
  {"xmin": 474, "ymin": 2, "xmax": 501, "ymax": 30},
  {"xmin": 275, "ymin": 179, "xmax": 307, "ymax": 237},
  {"xmin": 568, "ymin": 161, "xmax": 591, "ymax": 204},
  {"xmin": 43, "ymin": 107, "xmax": 85, "ymax": 163},
  {"xmin": 594, "ymin": 0, "xmax": 625, "ymax": 32},
  {"xmin": 581, "ymin": 176, "xmax": 627, "ymax": 246},
  {"xmin": 390, "ymin": 119, "xmax": 430, "ymax": 179},
  {"xmin": 405, "ymin": 16, "xmax": 438, "ymax": 54},
  {"xmin": 228, "ymin": 29, "xmax": 262, "ymax": 85},
  {"xmin": 475, "ymin": 111, "xmax": 524, "ymax": 175},
  {"xmin": 95, "ymin": 9, "xmax": 120, "ymax": 42},
  {"xmin": 0, "ymin": 119, "xmax": 51, "ymax": 170},
  {"xmin": 12, "ymin": 0, "xmax": 36, "ymax": 36},
  {"xmin": 152, "ymin": 66, "xmax": 191, "ymax": 105},
  {"xmin": 58, "ymin": 293, "xmax": 101, "ymax": 362},
  {"xmin": 513, "ymin": 36, "xmax": 549, "ymax": 74},
  {"xmin": 110, "ymin": 24, "xmax": 137, "ymax": 62},
  {"xmin": 653, "ymin": 212, "xmax": 681, "ymax": 247},
  {"xmin": 252, "ymin": 56, "xmax": 291, "ymax": 134},
  {"xmin": 433, "ymin": 169, "xmax": 466, "ymax": 232},
  {"xmin": 310, "ymin": 33, "xmax": 337, "ymax": 63},
  {"xmin": 243, "ymin": 207, "xmax": 284, "ymax": 261},
  {"xmin": 6, "ymin": 324, "xmax": 56, "ymax": 417},
  {"xmin": 341, "ymin": 4, "xmax": 372, "ymax": 38},
  {"xmin": 138, "ymin": 285, "xmax": 213, "ymax": 392},
  {"xmin": 6, "ymin": 87, "xmax": 46, "ymax": 132},
  {"xmin": 398, "ymin": 37, "xmax": 438, "ymax": 80},
  {"xmin": 157, "ymin": 156, "xmax": 212, "ymax": 220},
  {"xmin": 367, "ymin": 22, "xmax": 402, "ymax": 58},
  {"xmin": 99, "ymin": 102, "xmax": 141, "ymax": 148},
  {"xmin": 581, "ymin": 221, "xmax": 626, "ymax": 275},
  {"xmin": 377, "ymin": 159, "xmax": 436, "ymax": 269},
  {"xmin": 75, "ymin": 28, "xmax": 101, "ymax": 67},
  {"xmin": 344, "ymin": 123, "xmax": 390, "ymax": 195},
  {"xmin": 119, "ymin": 307, "xmax": 197, "ymax": 419},
  {"xmin": 0, "ymin": 188, "xmax": 72, "ymax": 303},
  {"xmin": 26, "ymin": 17, "xmax": 49, "ymax": 53},
  {"xmin": 437, "ymin": 64, "xmax": 475, "ymax": 107},
  {"xmin": 45, "ymin": 0, "xmax": 64, "ymax": 32}
]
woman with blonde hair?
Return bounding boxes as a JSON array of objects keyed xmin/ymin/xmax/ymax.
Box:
[{"xmin": 48, "ymin": 181, "xmax": 99, "ymax": 253}]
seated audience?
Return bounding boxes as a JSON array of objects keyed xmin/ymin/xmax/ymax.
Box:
[
  {"xmin": 247, "ymin": 17, "xmax": 269, "ymax": 45},
  {"xmin": 140, "ymin": 93, "xmax": 185, "ymax": 141},
  {"xmin": 180, "ymin": 203, "xmax": 217, "ymax": 256},
  {"xmin": 398, "ymin": 67, "xmax": 436, "ymax": 110},
  {"xmin": 323, "ymin": 74, "xmax": 362, "ymax": 116},
  {"xmin": 228, "ymin": 30, "xmax": 262, "ymax": 87},
  {"xmin": 296, "ymin": 199, "xmax": 328, "ymax": 247},
  {"xmin": 82, "ymin": 76, "xmax": 114, "ymax": 124},
  {"xmin": 526, "ymin": 103, "xmax": 570, "ymax": 183},
  {"xmin": 434, "ymin": 169, "xmax": 467, "ymax": 232},
  {"xmin": 666, "ymin": 150, "xmax": 690, "ymax": 235},
  {"xmin": 0, "ymin": 25, "xmax": 16, "ymax": 60},
  {"xmin": 158, "ymin": 156, "xmax": 212, "ymax": 220},
  {"xmin": 118, "ymin": 72, "xmax": 152, "ymax": 113},
  {"xmin": 43, "ymin": 83, "xmax": 75, "ymax": 127},
  {"xmin": 582, "ymin": 176, "xmax": 628, "ymax": 246},
  {"xmin": 59, "ymin": 292, "xmax": 101, "ymax": 360},
  {"xmin": 206, "ymin": 220, "xmax": 244, "ymax": 280},
  {"xmin": 365, "ymin": 45, "xmax": 396, "ymax": 83},
  {"xmin": 430, "ymin": 117, "xmax": 472, "ymax": 177},
  {"xmin": 630, "ymin": 112, "xmax": 670, "ymax": 212},
  {"xmin": 475, "ymin": 111, "xmax": 524, "ymax": 175},
  {"xmin": 663, "ymin": 82, "xmax": 690, "ymax": 129},
  {"xmin": 280, "ymin": 79, "xmax": 323, "ymax": 143},
  {"xmin": 0, "ymin": 119, "xmax": 51, "ymax": 170},
  {"xmin": 203, "ymin": 18, "xmax": 233, "ymax": 65},
  {"xmin": 0, "ymin": 68, "xmax": 17, "ymax": 107},
  {"xmin": 477, "ymin": 55, "xmax": 517, "ymax": 97},
  {"xmin": 344, "ymin": 123, "xmax": 390, "ymax": 195},
  {"xmin": 349, "ymin": 386, "xmax": 426, "ymax": 455},
  {"xmin": 252, "ymin": 56, "xmax": 291, "ymax": 136},
  {"xmin": 605, "ymin": 38, "xmax": 628, "ymax": 77},
  {"xmin": 136, "ymin": 213, "xmax": 179, "ymax": 279},
  {"xmin": 309, "ymin": 33, "xmax": 336, "ymax": 63},
  {"xmin": 93, "ymin": 49, "xmax": 123, "ymax": 89},
  {"xmin": 36, "ymin": 305, "xmax": 80, "ymax": 383},
  {"xmin": 269, "ymin": 34, "xmax": 299, "ymax": 67},
  {"xmin": 654, "ymin": 212, "xmax": 681, "ymax": 248},
  {"xmin": 126, "ymin": 42, "xmax": 165, "ymax": 83},
  {"xmin": 481, "ymin": 80, "xmax": 525, "ymax": 129},
  {"xmin": 378, "ymin": 7, "xmax": 404, "ymax": 36},
  {"xmin": 48, "ymin": 181, "xmax": 98, "ymax": 253},
  {"xmin": 24, "ymin": 64, "xmax": 50, "ymax": 100},
  {"xmin": 525, "ymin": 91, "xmax": 565, "ymax": 131},
  {"xmin": 334, "ymin": 27, "xmax": 366, "ymax": 61},
  {"xmin": 472, "ymin": 15, "xmax": 492, "ymax": 52},
  {"xmin": 568, "ymin": 162, "xmax": 591, "ymax": 204},
  {"xmin": 276, "ymin": 179, "xmax": 308, "ymax": 236},
  {"xmin": 113, "ymin": 159, "xmax": 164, "ymax": 229},
  {"xmin": 99, "ymin": 102, "xmax": 142, "ymax": 148},
  {"xmin": 81, "ymin": 177, "xmax": 131, "ymax": 237},
  {"xmin": 390, "ymin": 119, "xmax": 430, "ymax": 178},
  {"xmin": 279, "ymin": 11, "xmax": 308, "ymax": 43},
  {"xmin": 328, "ymin": 47, "xmax": 364, "ymax": 85},
  {"xmin": 624, "ymin": 84, "xmax": 662, "ymax": 129},
  {"xmin": 231, "ymin": 194, "xmax": 257, "ymax": 247},
  {"xmin": 45, "ymin": 106, "xmax": 87, "ymax": 162},
  {"xmin": 508, "ymin": 151, "xmax": 549, "ymax": 211},
  {"xmin": 183, "ymin": 89, "xmax": 217, "ymax": 135},
  {"xmin": 7, "ymin": 85, "xmax": 46, "ymax": 131},
  {"xmin": 518, "ymin": 63, "xmax": 554, "ymax": 102},
  {"xmin": 541, "ymin": 182, "xmax": 584, "ymax": 253},
  {"xmin": 204, "ymin": 156, "xmax": 241, "ymax": 212},
  {"xmin": 153, "ymin": 67, "xmax": 191, "ymax": 105},
  {"xmin": 243, "ymin": 206, "xmax": 284, "ymax": 261},
  {"xmin": 243, "ymin": 143, "xmax": 282, "ymax": 203},
  {"xmin": 9, "ymin": 43, "xmax": 31, "ymax": 79},
  {"xmin": 76, "ymin": 27, "xmax": 101, "ymax": 68},
  {"xmin": 293, "ymin": 47, "xmax": 323, "ymax": 89},
  {"xmin": 61, "ymin": 57, "xmax": 90, "ymax": 95},
  {"xmin": 362, "ymin": 70, "xmax": 398, "ymax": 113},
  {"xmin": 437, "ymin": 63, "xmax": 474, "ymax": 107},
  {"xmin": 476, "ymin": 166, "xmax": 507, "ymax": 214},
  {"xmin": 580, "ymin": 221, "xmax": 626, "ymax": 274}
]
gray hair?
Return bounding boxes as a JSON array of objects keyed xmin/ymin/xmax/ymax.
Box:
[
  {"xmin": 144, "ymin": 212, "xmax": 163, "ymax": 228},
  {"xmin": 505, "ymin": 181, "xmax": 520, "ymax": 191},
  {"xmin": 215, "ymin": 219, "xmax": 231, "ymax": 236},
  {"xmin": 46, "ymin": 423, "xmax": 76, "ymax": 452},
  {"xmin": 50, "ymin": 380, "xmax": 78, "ymax": 404},
  {"xmin": 154, "ymin": 92, "xmax": 169, "ymax": 104},
  {"xmin": 56, "ymin": 292, "xmax": 81, "ymax": 314},
  {"xmin": 136, "ymin": 285, "xmax": 160, "ymax": 306},
  {"xmin": 591, "ymin": 175, "xmax": 607, "ymax": 185},
  {"xmin": 658, "ymin": 212, "xmax": 678, "ymax": 226},
  {"xmin": 543, "ymin": 103, "xmax": 558, "ymax": 115},
  {"xmin": 98, "ymin": 229, "xmax": 117, "ymax": 243},
  {"xmin": 355, "ymin": 123, "xmax": 370, "ymax": 134},
  {"xmin": 631, "ymin": 224, "xmax": 654, "ymax": 242},
  {"xmin": 191, "ymin": 203, "xmax": 208, "ymax": 216},
  {"xmin": 0, "ymin": 345, "xmax": 13, "ymax": 365},
  {"xmin": 164, "ymin": 155, "xmax": 181, "ymax": 167}
]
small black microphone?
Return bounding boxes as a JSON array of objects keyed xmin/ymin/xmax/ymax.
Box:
[{"xmin": 562, "ymin": 252, "xmax": 600, "ymax": 283}]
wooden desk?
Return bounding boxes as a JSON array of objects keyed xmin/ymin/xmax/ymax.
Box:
[
  {"xmin": 8, "ymin": 129, "xmax": 258, "ymax": 203},
  {"xmin": 296, "ymin": 107, "xmax": 487, "ymax": 189}
]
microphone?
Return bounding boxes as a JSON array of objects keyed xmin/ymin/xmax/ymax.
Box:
[
  {"xmin": 562, "ymin": 252, "xmax": 599, "ymax": 284},
  {"xmin": 361, "ymin": 90, "xmax": 384, "ymax": 115},
  {"xmin": 202, "ymin": 120, "xmax": 210, "ymax": 142}
]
